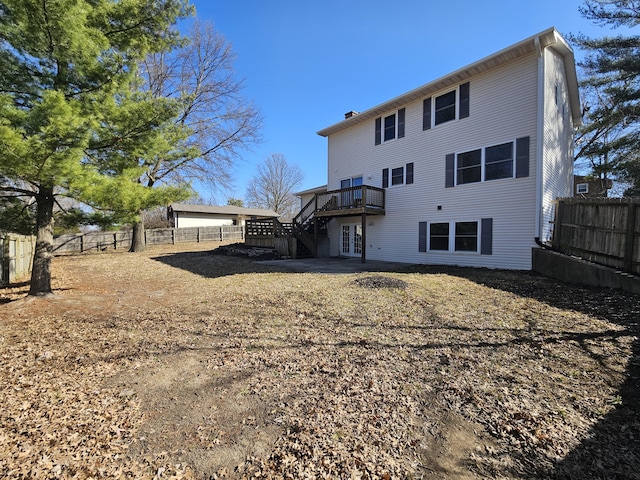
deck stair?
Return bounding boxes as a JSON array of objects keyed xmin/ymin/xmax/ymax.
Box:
[{"xmin": 245, "ymin": 185, "xmax": 386, "ymax": 259}]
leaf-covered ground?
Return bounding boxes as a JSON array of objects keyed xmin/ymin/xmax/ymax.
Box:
[{"xmin": 1, "ymin": 242, "xmax": 639, "ymax": 479}]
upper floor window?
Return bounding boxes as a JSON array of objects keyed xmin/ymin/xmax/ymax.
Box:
[
  {"xmin": 384, "ymin": 114, "xmax": 396, "ymax": 142},
  {"xmin": 391, "ymin": 166, "xmax": 404, "ymax": 186},
  {"xmin": 457, "ymin": 149, "xmax": 481, "ymax": 185},
  {"xmin": 576, "ymin": 183, "xmax": 588, "ymax": 194},
  {"xmin": 423, "ymin": 82, "xmax": 470, "ymax": 130},
  {"xmin": 485, "ymin": 142, "xmax": 514, "ymax": 181},
  {"xmin": 375, "ymin": 108, "xmax": 405, "ymax": 145},
  {"xmin": 447, "ymin": 137, "xmax": 529, "ymax": 187},
  {"xmin": 456, "ymin": 143, "xmax": 511, "ymax": 186},
  {"xmin": 382, "ymin": 162, "xmax": 414, "ymax": 188},
  {"xmin": 435, "ymin": 91, "xmax": 456, "ymax": 125}
]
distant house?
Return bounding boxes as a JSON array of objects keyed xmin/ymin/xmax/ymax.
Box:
[
  {"xmin": 296, "ymin": 185, "xmax": 328, "ymax": 210},
  {"xmin": 168, "ymin": 203, "xmax": 279, "ymax": 228},
  {"xmin": 573, "ymin": 175, "xmax": 613, "ymax": 198},
  {"xmin": 283, "ymin": 27, "xmax": 581, "ymax": 270}
]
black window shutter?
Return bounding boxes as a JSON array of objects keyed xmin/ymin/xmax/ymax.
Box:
[
  {"xmin": 397, "ymin": 108, "xmax": 405, "ymax": 138},
  {"xmin": 406, "ymin": 162, "xmax": 414, "ymax": 184},
  {"xmin": 382, "ymin": 168, "xmax": 389, "ymax": 188},
  {"xmin": 459, "ymin": 82, "xmax": 470, "ymax": 119},
  {"xmin": 445, "ymin": 153, "xmax": 455, "ymax": 188},
  {"xmin": 375, "ymin": 117, "xmax": 382, "ymax": 145},
  {"xmin": 419, "ymin": 222, "xmax": 427, "ymax": 252},
  {"xmin": 481, "ymin": 218, "xmax": 493, "ymax": 255},
  {"xmin": 515, "ymin": 136, "xmax": 530, "ymax": 178},
  {"xmin": 423, "ymin": 98, "xmax": 431, "ymax": 130}
]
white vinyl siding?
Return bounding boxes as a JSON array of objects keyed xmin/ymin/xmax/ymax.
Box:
[
  {"xmin": 324, "ymin": 35, "xmax": 576, "ymax": 270},
  {"xmin": 327, "ymin": 55, "xmax": 539, "ymax": 269},
  {"xmin": 541, "ymin": 47, "xmax": 574, "ymax": 243}
]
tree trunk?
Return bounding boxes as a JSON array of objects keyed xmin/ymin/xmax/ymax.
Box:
[
  {"xmin": 129, "ymin": 218, "xmax": 146, "ymax": 252},
  {"xmin": 29, "ymin": 188, "xmax": 55, "ymax": 296}
]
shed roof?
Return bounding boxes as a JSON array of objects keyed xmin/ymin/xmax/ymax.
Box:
[
  {"xmin": 169, "ymin": 203, "xmax": 279, "ymax": 218},
  {"xmin": 295, "ymin": 185, "xmax": 328, "ymax": 196},
  {"xmin": 317, "ymin": 27, "xmax": 580, "ymax": 137}
]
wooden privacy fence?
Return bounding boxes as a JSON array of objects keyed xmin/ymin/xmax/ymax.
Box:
[
  {"xmin": 0, "ymin": 233, "xmax": 36, "ymax": 286},
  {"xmin": 53, "ymin": 226, "xmax": 244, "ymax": 254},
  {"xmin": 553, "ymin": 197, "xmax": 640, "ymax": 275}
]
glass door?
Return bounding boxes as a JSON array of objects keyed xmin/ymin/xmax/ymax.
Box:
[{"xmin": 341, "ymin": 224, "xmax": 362, "ymax": 257}]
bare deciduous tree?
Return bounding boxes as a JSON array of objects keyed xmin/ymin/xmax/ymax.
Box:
[
  {"xmin": 246, "ymin": 153, "xmax": 304, "ymax": 221},
  {"xmin": 128, "ymin": 19, "xmax": 263, "ymax": 250}
]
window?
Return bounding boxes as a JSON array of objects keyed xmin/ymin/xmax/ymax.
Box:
[
  {"xmin": 419, "ymin": 219, "xmax": 492, "ymax": 255},
  {"xmin": 455, "ymin": 222, "xmax": 478, "ymax": 252},
  {"xmin": 435, "ymin": 90, "xmax": 456, "ymax": 125},
  {"xmin": 341, "ymin": 176, "xmax": 363, "ymax": 205},
  {"xmin": 375, "ymin": 108, "xmax": 405, "ymax": 145},
  {"xmin": 391, "ymin": 167, "xmax": 404, "ymax": 186},
  {"xmin": 576, "ymin": 183, "xmax": 588, "ymax": 194},
  {"xmin": 384, "ymin": 114, "xmax": 396, "ymax": 142},
  {"xmin": 448, "ymin": 138, "xmax": 529, "ymax": 187},
  {"xmin": 429, "ymin": 223, "xmax": 449, "ymax": 251},
  {"xmin": 485, "ymin": 142, "xmax": 514, "ymax": 181},
  {"xmin": 456, "ymin": 149, "xmax": 481, "ymax": 185},
  {"xmin": 383, "ymin": 163, "xmax": 414, "ymax": 188},
  {"xmin": 424, "ymin": 82, "xmax": 469, "ymax": 130}
]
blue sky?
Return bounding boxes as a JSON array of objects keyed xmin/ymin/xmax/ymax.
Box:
[{"xmin": 185, "ymin": 0, "xmax": 612, "ymax": 203}]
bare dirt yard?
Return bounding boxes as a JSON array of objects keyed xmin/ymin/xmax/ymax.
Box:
[{"xmin": 1, "ymin": 242, "xmax": 639, "ymax": 479}]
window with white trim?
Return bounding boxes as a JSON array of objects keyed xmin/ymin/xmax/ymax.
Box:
[
  {"xmin": 429, "ymin": 223, "xmax": 449, "ymax": 251},
  {"xmin": 456, "ymin": 141, "xmax": 516, "ymax": 185},
  {"xmin": 382, "ymin": 162, "xmax": 414, "ymax": 188},
  {"xmin": 423, "ymin": 82, "xmax": 470, "ymax": 130},
  {"xmin": 435, "ymin": 90, "xmax": 456, "ymax": 125},
  {"xmin": 421, "ymin": 219, "xmax": 491, "ymax": 254},
  {"xmin": 454, "ymin": 222, "xmax": 478, "ymax": 252},
  {"xmin": 429, "ymin": 221, "xmax": 479, "ymax": 252},
  {"xmin": 375, "ymin": 108, "xmax": 405, "ymax": 145},
  {"xmin": 576, "ymin": 183, "xmax": 588, "ymax": 194}
]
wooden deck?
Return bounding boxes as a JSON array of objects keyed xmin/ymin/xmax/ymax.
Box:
[
  {"xmin": 246, "ymin": 185, "xmax": 386, "ymax": 261},
  {"xmin": 314, "ymin": 205, "xmax": 385, "ymax": 217}
]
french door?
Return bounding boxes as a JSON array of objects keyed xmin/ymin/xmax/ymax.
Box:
[{"xmin": 341, "ymin": 223, "xmax": 362, "ymax": 257}]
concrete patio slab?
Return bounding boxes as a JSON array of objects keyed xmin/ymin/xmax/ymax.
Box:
[{"xmin": 254, "ymin": 257, "xmax": 411, "ymax": 274}]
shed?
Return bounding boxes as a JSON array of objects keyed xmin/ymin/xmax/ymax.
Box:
[{"xmin": 168, "ymin": 203, "xmax": 279, "ymax": 228}]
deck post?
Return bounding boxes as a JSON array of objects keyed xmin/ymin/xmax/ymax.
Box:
[
  {"xmin": 361, "ymin": 213, "xmax": 366, "ymax": 263},
  {"xmin": 314, "ymin": 217, "xmax": 319, "ymax": 257}
]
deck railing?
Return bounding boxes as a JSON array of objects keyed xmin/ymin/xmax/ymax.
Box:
[{"xmin": 293, "ymin": 185, "xmax": 385, "ymax": 228}]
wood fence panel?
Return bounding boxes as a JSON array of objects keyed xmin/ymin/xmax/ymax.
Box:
[
  {"xmin": 52, "ymin": 226, "xmax": 243, "ymax": 254},
  {"xmin": 553, "ymin": 198, "xmax": 640, "ymax": 275}
]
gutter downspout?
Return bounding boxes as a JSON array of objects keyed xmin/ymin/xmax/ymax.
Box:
[{"xmin": 534, "ymin": 36, "xmax": 544, "ymax": 241}]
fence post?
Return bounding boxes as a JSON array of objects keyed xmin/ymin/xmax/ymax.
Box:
[
  {"xmin": 553, "ymin": 200, "xmax": 563, "ymax": 248},
  {"xmin": 624, "ymin": 202, "xmax": 636, "ymax": 272},
  {"xmin": 80, "ymin": 234, "xmax": 84, "ymax": 253}
]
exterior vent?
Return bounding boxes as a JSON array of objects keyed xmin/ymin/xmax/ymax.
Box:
[{"xmin": 344, "ymin": 110, "xmax": 359, "ymax": 119}]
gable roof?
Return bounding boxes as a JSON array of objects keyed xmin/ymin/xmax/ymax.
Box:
[
  {"xmin": 169, "ymin": 203, "xmax": 279, "ymax": 218},
  {"xmin": 317, "ymin": 27, "xmax": 580, "ymax": 137}
]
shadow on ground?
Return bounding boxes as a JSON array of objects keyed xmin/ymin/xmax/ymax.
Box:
[
  {"xmin": 405, "ymin": 264, "xmax": 640, "ymax": 479},
  {"xmin": 151, "ymin": 249, "xmax": 640, "ymax": 479}
]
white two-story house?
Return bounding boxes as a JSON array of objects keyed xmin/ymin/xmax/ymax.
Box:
[{"xmin": 294, "ymin": 27, "xmax": 580, "ymax": 270}]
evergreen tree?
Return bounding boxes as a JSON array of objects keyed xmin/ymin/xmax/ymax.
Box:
[
  {"xmin": 571, "ymin": 0, "xmax": 640, "ymax": 196},
  {"xmin": 0, "ymin": 0, "xmax": 193, "ymax": 295}
]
